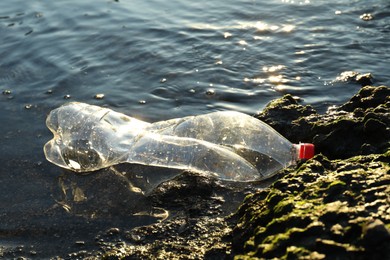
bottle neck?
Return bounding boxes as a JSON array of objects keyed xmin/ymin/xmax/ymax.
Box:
[{"xmin": 292, "ymin": 144, "xmax": 300, "ymax": 163}]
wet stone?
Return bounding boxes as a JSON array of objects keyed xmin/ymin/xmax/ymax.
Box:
[
  {"xmin": 362, "ymin": 219, "xmax": 390, "ymax": 247},
  {"xmin": 94, "ymin": 93, "xmax": 105, "ymax": 99},
  {"xmin": 75, "ymin": 241, "xmax": 85, "ymax": 246},
  {"xmin": 206, "ymin": 89, "xmax": 215, "ymax": 95},
  {"xmin": 334, "ymin": 71, "xmax": 373, "ymax": 86},
  {"xmin": 356, "ymin": 73, "xmax": 373, "ymax": 86},
  {"xmin": 106, "ymin": 227, "xmax": 120, "ymax": 236},
  {"xmin": 364, "ymin": 118, "xmax": 386, "ymax": 134},
  {"xmin": 360, "ymin": 13, "xmax": 374, "ymax": 21}
]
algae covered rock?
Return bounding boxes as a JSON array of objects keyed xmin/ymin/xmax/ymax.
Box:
[
  {"xmin": 232, "ymin": 153, "xmax": 390, "ymax": 259},
  {"xmin": 257, "ymin": 85, "xmax": 390, "ymax": 159},
  {"xmin": 233, "ymin": 85, "xmax": 390, "ymax": 259}
]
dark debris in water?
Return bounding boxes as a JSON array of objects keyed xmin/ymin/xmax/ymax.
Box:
[{"xmin": 24, "ymin": 29, "xmax": 33, "ymax": 36}]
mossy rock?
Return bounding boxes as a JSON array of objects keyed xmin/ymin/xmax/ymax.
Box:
[
  {"xmin": 232, "ymin": 153, "xmax": 390, "ymax": 259},
  {"xmin": 257, "ymin": 85, "xmax": 390, "ymax": 159}
]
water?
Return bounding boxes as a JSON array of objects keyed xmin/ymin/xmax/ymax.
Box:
[{"xmin": 0, "ymin": 0, "xmax": 389, "ymax": 257}]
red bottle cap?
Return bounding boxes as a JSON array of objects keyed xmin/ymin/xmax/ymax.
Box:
[{"xmin": 298, "ymin": 143, "xmax": 315, "ymax": 160}]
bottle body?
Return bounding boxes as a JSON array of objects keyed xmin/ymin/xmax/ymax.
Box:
[{"xmin": 44, "ymin": 102, "xmax": 306, "ymax": 182}]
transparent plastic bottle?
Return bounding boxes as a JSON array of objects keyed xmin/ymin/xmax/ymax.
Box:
[{"xmin": 44, "ymin": 102, "xmax": 314, "ymax": 182}]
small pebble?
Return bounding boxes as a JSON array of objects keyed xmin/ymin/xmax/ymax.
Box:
[
  {"xmin": 107, "ymin": 227, "xmax": 120, "ymax": 235},
  {"xmin": 75, "ymin": 241, "xmax": 85, "ymax": 246},
  {"xmin": 94, "ymin": 93, "xmax": 105, "ymax": 99}
]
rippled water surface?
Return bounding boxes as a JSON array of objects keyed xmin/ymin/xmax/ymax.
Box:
[{"xmin": 1, "ymin": 0, "xmax": 389, "ymax": 257}]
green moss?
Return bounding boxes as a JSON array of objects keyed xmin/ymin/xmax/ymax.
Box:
[
  {"xmin": 244, "ymin": 237, "xmax": 256, "ymax": 251},
  {"xmin": 234, "ymin": 254, "xmax": 261, "ymax": 260},
  {"xmin": 296, "ymin": 159, "xmax": 323, "ymax": 173},
  {"xmin": 261, "ymin": 232, "xmax": 290, "ymax": 254},
  {"xmin": 264, "ymin": 94, "xmax": 297, "ymax": 110},
  {"xmin": 260, "ymin": 226, "xmax": 317, "ymax": 257},
  {"xmin": 386, "ymin": 223, "xmax": 390, "ymax": 231},
  {"xmin": 322, "ymin": 180, "xmax": 347, "ymax": 202},
  {"xmin": 327, "ymin": 180, "xmax": 346, "ymax": 188},
  {"xmin": 376, "ymin": 150, "xmax": 390, "ymax": 163},
  {"xmin": 284, "ymin": 246, "xmax": 317, "ymax": 259},
  {"xmin": 265, "ymin": 189, "xmax": 286, "ymax": 207},
  {"xmin": 273, "ymin": 198, "xmax": 294, "ymax": 216}
]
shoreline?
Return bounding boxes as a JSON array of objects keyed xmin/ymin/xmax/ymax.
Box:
[{"xmin": 1, "ymin": 84, "xmax": 389, "ymax": 259}]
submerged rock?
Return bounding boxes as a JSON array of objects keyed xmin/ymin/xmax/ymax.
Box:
[{"xmin": 333, "ymin": 71, "xmax": 374, "ymax": 86}]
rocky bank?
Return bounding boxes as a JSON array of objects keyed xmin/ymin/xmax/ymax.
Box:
[
  {"xmin": 233, "ymin": 84, "xmax": 390, "ymax": 259},
  {"xmin": 93, "ymin": 84, "xmax": 389, "ymax": 259},
  {"xmin": 1, "ymin": 84, "xmax": 388, "ymax": 259}
]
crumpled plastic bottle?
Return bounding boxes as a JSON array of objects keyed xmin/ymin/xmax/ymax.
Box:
[{"xmin": 44, "ymin": 102, "xmax": 314, "ymax": 182}]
